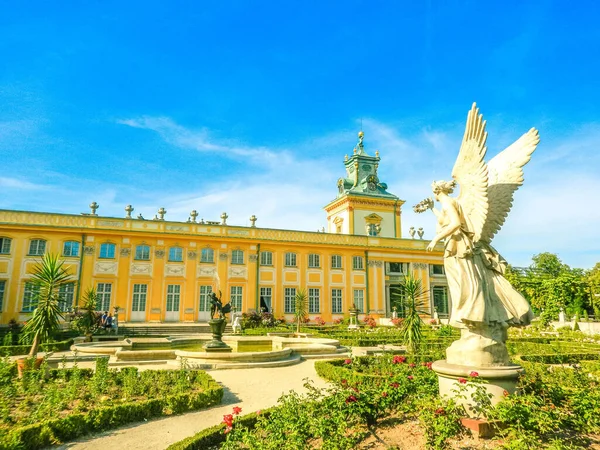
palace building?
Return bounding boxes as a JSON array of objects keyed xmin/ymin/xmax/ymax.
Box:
[{"xmin": 0, "ymin": 132, "xmax": 449, "ymax": 325}]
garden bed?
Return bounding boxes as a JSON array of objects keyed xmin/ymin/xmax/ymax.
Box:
[{"xmin": 0, "ymin": 357, "xmax": 223, "ymax": 449}]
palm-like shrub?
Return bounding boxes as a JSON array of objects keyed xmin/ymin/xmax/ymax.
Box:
[
  {"xmin": 396, "ymin": 272, "xmax": 427, "ymax": 353},
  {"xmin": 21, "ymin": 254, "xmax": 74, "ymax": 357},
  {"xmin": 295, "ymin": 288, "xmax": 308, "ymax": 334},
  {"xmin": 71, "ymin": 287, "xmax": 101, "ymax": 337}
]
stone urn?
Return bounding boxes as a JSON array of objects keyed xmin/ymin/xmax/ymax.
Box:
[
  {"xmin": 204, "ymin": 318, "xmax": 232, "ymax": 352},
  {"xmin": 348, "ymin": 308, "xmax": 360, "ymax": 330}
]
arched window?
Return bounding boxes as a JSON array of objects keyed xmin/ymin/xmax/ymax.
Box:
[
  {"xmin": 0, "ymin": 237, "xmax": 12, "ymax": 254},
  {"xmin": 200, "ymin": 248, "xmax": 214, "ymax": 263},
  {"xmin": 99, "ymin": 243, "xmax": 116, "ymax": 259},
  {"xmin": 169, "ymin": 246, "xmax": 183, "ymax": 262},
  {"xmin": 231, "ymin": 250, "xmax": 244, "ymax": 265},
  {"xmin": 28, "ymin": 239, "xmax": 46, "ymax": 256},
  {"xmin": 135, "ymin": 245, "xmax": 150, "ymax": 260},
  {"xmin": 63, "ymin": 241, "xmax": 80, "ymax": 257}
]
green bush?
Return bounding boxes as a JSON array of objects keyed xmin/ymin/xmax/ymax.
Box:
[{"xmin": 0, "ymin": 338, "xmax": 74, "ymax": 356}]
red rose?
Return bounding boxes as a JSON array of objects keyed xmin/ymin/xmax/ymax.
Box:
[
  {"xmin": 458, "ymin": 377, "xmax": 467, "ymax": 384},
  {"xmin": 344, "ymin": 359, "xmax": 352, "ymax": 365},
  {"xmin": 407, "ymin": 375, "xmax": 414, "ymax": 380},
  {"xmin": 346, "ymin": 395, "xmax": 358, "ymax": 404},
  {"xmin": 382, "ymin": 392, "xmax": 388, "ymax": 397},
  {"xmin": 503, "ymin": 390, "xmax": 509, "ymax": 397},
  {"xmin": 222, "ymin": 414, "xmax": 234, "ymax": 427},
  {"xmin": 469, "ymin": 371, "xmax": 479, "ymax": 377},
  {"xmin": 232, "ymin": 406, "xmax": 242, "ymax": 415},
  {"xmin": 390, "ymin": 382, "xmax": 399, "ymax": 388}
]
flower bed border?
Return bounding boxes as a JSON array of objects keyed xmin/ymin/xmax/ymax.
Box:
[{"xmin": 1, "ymin": 370, "xmax": 223, "ymax": 449}]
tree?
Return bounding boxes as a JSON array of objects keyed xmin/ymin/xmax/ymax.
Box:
[
  {"xmin": 531, "ymin": 252, "xmax": 570, "ymax": 277},
  {"xmin": 70, "ymin": 287, "xmax": 101, "ymax": 337},
  {"xmin": 20, "ymin": 254, "xmax": 74, "ymax": 357},
  {"xmin": 294, "ymin": 288, "xmax": 308, "ymax": 334},
  {"xmin": 397, "ymin": 272, "xmax": 427, "ymax": 353}
]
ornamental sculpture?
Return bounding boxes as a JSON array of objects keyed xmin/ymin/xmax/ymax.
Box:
[{"xmin": 416, "ymin": 103, "xmax": 539, "ymax": 368}]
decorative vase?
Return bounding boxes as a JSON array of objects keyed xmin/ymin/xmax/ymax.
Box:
[
  {"xmin": 204, "ymin": 318, "xmax": 232, "ymax": 352},
  {"xmin": 16, "ymin": 357, "xmax": 44, "ymax": 378}
]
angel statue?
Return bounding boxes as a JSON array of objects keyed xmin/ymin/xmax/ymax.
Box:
[{"xmin": 416, "ymin": 103, "xmax": 539, "ymax": 367}]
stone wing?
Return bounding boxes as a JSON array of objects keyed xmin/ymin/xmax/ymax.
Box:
[
  {"xmin": 451, "ymin": 103, "xmax": 489, "ymax": 242},
  {"xmin": 480, "ymin": 128, "xmax": 540, "ymax": 244}
]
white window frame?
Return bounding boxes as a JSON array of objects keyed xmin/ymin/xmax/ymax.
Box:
[
  {"xmin": 62, "ymin": 241, "xmax": 80, "ymax": 257},
  {"xmin": 430, "ymin": 264, "xmax": 445, "ymax": 276},
  {"xmin": 331, "ymin": 255, "xmax": 343, "ymax": 269},
  {"xmin": 260, "ymin": 287, "xmax": 272, "ymax": 312},
  {"xmin": 22, "ymin": 282, "xmax": 39, "ymax": 312},
  {"xmin": 352, "ymin": 256, "xmax": 364, "ymax": 270},
  {"xmin": 135, "ymin": 245, "xmax": 151, "ymax": 260},
  {"xmin": 284, "ymin": 287, "xmax": 296, "ymax": 313},
  {"xmin": 386, "ymin": 262, "xmax": 408, "ymax": 275},
  {"xmin": 308, "ymin": 254, "xmax": 320, "ymax": 268},
  {"xmin": 28, "ymin": 239, "xmax": 46, "ymax": 256},
  {"xmin": 0, "ymin": 280, "xmax": 5, "ymax": 311},
  {"xmin": 96, "ymin": 283, "xmax": 112, "ymax": 311},
  {"xmin": 432, "ymin": 285, "xmax": 449, "ymax": 316},
  {"xmin": 230, "ymin": 286, "xmax": 243, "ymax": 310},
  {"xmin": 0, "ymin": 238, "xmax": 12, "ymax": 254},
  {"xmin": 308, "ymin": 288, "xmax": 320, "ymax": 313},
  {"xmin": 200, "ymin": 248, "xmax": 214, "ymax": 263},
  {"xmin": 199, "ymin": 285, "xmax": 212, "ymax": 312},
  {"xmin": 168, "ymin": 246, "xmax": 184, "ymax": 262},
  {"xmin": 353, "ymin": 289, "xmax": 365, "ymax": 313},
  {"xmin": 166, "ymin": 284, "xmax": 181, "ymax": 311},
  {"xmin": 285, "ymin": 252, "xmax": 297, "ymax": 267},
  {"xmin": 231, "ymin": 250, "xmax": 244, "ymax": 265},
  {"xmin": 58, "ymin": 282, "xmax": 75, "ymax": 312},
  {"xmin": 331, "ymin": 288, "xmax": 343, "ymax": 314},
  {"xmin": 260, "ymin": 251, "xmax": 273, "ymax": 266},
  {"xmin": 99, "ymin": 243, "xmax": 116, "ymax": 259},
  {"xmin": 132, "ymin": 283, "xmax": 148, "ymax": 312}
]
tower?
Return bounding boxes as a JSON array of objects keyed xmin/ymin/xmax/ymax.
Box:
[{"xmin": 324, "ymin": 131, "xmax": 404, "ymax": 238}]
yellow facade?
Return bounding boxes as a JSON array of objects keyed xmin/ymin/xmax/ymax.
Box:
[{"xmin": 0, "ymin": 209, "xmax": 448, "ymax": 324}]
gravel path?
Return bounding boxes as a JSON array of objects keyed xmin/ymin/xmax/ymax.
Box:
[{"xmin": 54, "ymin": 360, "xmax": 330, "ymax": 450}]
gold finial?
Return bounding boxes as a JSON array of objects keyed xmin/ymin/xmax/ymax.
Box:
[
  {"xmin": 375, "ymin": 150, "xmax": 379, "ymax": 158},
  {"xmin": 353, "ymin": 147, "xmax": 357, "ymax": 155},
  {"xmin": 358, "ymin": 130, "xmax": 364, "ymax": 138},
  {"xmin": 344, "ymin": 154, "xmax": 348, "ymax": 161}
]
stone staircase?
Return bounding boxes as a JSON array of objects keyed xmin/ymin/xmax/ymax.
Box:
[{"xmin": 118, "ymin": 324, "xmax": 232, "ymax": 336}]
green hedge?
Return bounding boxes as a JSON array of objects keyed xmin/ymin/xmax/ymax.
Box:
[
  {"xmin": 519, "ymin": 353, "xmax": 600, "ymax": 364},
  {"xmin": 2, "ymin": 375, "xmax": 223, "ymax": 449},
  {"xmin": 0, "ymin": 338, "xmax": 74, "ymax": 356},
  {"xmin": 167, "ymin": 408, "xmax": 274, "ymax": 450}
]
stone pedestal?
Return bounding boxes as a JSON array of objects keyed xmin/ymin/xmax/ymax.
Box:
[
  {"xmin": 204, "ymin": 318, "xmax": 232, "ymax": 352},
  {"xmin": 348, "ymin": 308, "xmax": 360, "ymax": 330},
  {"xmin": 432, "ymin": 360, "xmax": 522, "ymax": 417}
]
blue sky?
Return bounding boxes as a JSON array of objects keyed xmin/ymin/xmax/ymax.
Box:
[{"xmin": 1, "ymin": 1, "xmax": 599, "ymax": 269}]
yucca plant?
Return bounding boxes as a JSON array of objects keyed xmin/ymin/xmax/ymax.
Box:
[
  {"xmin": 74, "ymin": 287, "xmax": 100, "ymax": 337},
  {"xmin": 395, "ymin": 272, "xmax": 427, "ymax": 353},
  {"xmin": 295, "ymin": 288, "xmax": 308, "ymax": 334},
  {"xmin": 20, "ymin": 253, "xmax": 74, "ymax": 357}
]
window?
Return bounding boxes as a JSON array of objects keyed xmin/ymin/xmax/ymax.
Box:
[
  {"xmin": 200, "ymin": 248, "xmax": 214, "ymax": 263},
  {"xmin": 199, "ymin": 285, "xmax": 212, "ymax": 312},
  {"xmin": 352, "ymin": 256, "xmax": 364, "ymax": 270},
  {"xmin": 135, "ymin": 245, "xmax": 151, "ymax": 260},
  {"xmin": 96, "ymin": 283, "xmax": 112, "ymax": 311},
  {"xmin": 63, "ymin": 241, "xmax": 80, "ymax": 257},
  {"xmin": 22, "ymin": 282, "xmax": 39, "ymax": 312},
  {"xmin": 58, "ymin": 282, "xmax": 75, "ymax": 311},
  {"xmin": 285, "ymin": 252, "xmax": 297, "ymax": 267},
  {"xmin": 284, "ymin": 287, "xmax": 296, "ymax": 313},
  {"xmin": 166, "ymin": 285, "xmax": 180, "ymax": 311},
  {"xmin": 331, "ymin": 289, "xmax": 343, "ymax": 314},
  {"xmin": 260, "ymin": 251, "xmax": 273, "ymax": 266},
  {"xmin": 230, "ymin": 286, "xmax": 243, "ymax": 310},
  {"xmin": 386, "ymin": 262, "xmax": 407, "ymax": 274},
  {"xmin": 99, "ymin": 243, "xmax": 116, "ymax": 259},
  {"xmin": 231, "ymin": 250, "xmax": 244, "ymax": 265},
  {"xmin": 390, "ymin": 285, "xmax": 406, "ymax": 317},
  {"xmin": 431, "ymin": 264, "xmax": 445, "ymax": 276},
  {"xmin": 28, "ymin": 239, "xmax": 46, "ymax": 256},
  {"xmin": 0, "ymin": 280, "xmax": 5, "ymax": 311},
  {"xmin": 367, "ymin": 224, "xmax": 379, "ymax": 236},
  {"xmin": 308, "ymin": 288, "xmax": 320, "ymax": 313},
  {"xmin": 353, "ymin": 289, "xmax": 365, "ymax": 313},
  {"xmin": 132, "ymin": 284, "xmax": 148, "ymax": 312},
  {"xmin": 260, "ymin": 287, "xmax": 272, "ymax": 312},
  {"xmin": 432, "ymin": 286, "xmax": 449, "ymax": 317},
  {"xmin": 0, "ymin": 238, "xmax": 12, "ymax": 254},
  {"xmin": 169, "ymin": 246, "xmax": 183, "ymax": 262},
  {"xmin": 308, "ymin": 254, "xmax": 320, "ymax": 268},
  {"xmin": 331, "ymin": 255, "xmax": 343, "ymax": 269}
]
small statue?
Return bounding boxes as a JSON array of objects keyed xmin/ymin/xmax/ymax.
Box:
[{"xmin": 209, "ymin": 291, "xmax": 232, "ymax": 320}]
